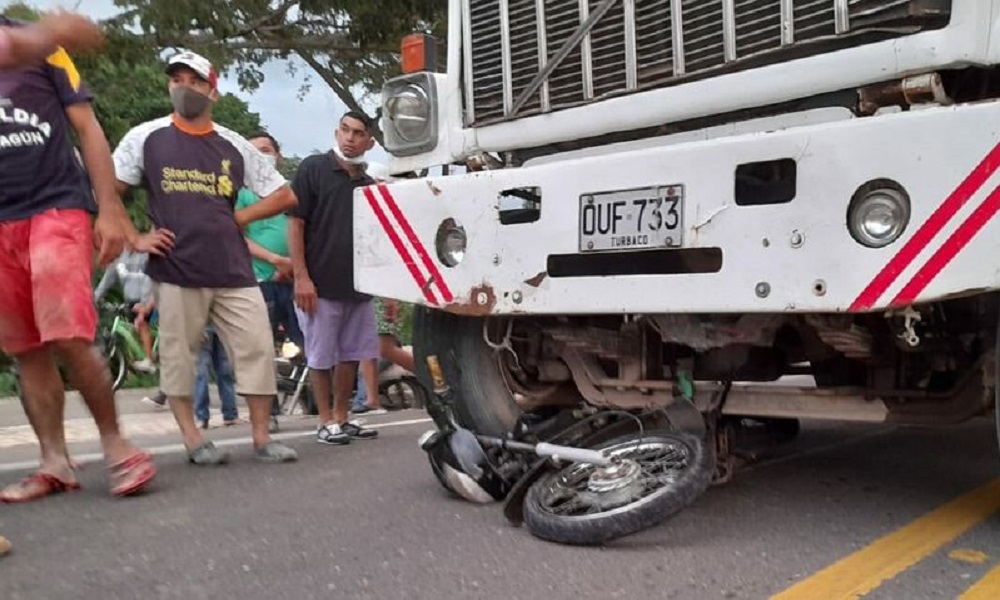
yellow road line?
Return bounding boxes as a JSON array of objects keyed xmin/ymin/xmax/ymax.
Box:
[
  {"xmin": 960, "ymin": 563, "xmax": 1000, "ymax": 600},
  {"xmin": 771, "ymin": 478, "xmax": 1000, "ymax": 600}
]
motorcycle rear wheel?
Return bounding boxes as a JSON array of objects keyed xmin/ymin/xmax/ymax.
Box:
[{"xmin": 523, "ymin": 431, "xmax": 713, "ymax": 545}]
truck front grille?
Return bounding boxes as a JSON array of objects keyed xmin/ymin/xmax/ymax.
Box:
[{"xmin": 464, "ymin": 0, "xmax": 952, "ymax": 125}]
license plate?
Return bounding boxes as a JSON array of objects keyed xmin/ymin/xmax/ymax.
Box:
[{"xmin": 579, "ymin": 185, "xmax": 684, "ymax": 252}]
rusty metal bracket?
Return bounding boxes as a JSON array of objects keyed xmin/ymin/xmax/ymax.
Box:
[{"xmin": 559, "ymin": 346, "xmax": 670, "ymax": 410}]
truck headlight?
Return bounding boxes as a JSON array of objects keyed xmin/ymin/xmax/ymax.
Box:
[
  {"xmin": 382, "ymin": 73, "xmax": 438, "ymax": 156},
  {"xmin": 847, "ymin": 181, "xmax": 910, "ymax": 248},
  {"xmin": 436, "ymin": 219, "xmax": 467, "ymax": 267}
]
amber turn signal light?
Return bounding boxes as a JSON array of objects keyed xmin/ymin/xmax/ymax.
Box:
[{"xmin": 401, "ymin": 33, "xmax": 437, "ymax": 74}]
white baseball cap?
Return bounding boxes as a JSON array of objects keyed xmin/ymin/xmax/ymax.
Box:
[{"xmin": 165, "ymin": 51, "xmax": 218, "ymax": 89}]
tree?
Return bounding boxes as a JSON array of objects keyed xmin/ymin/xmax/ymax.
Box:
[
  {"xmin": 277, "ymin": 155, "xmax": 302, "ymax": 180},
  {"xmin": 3, "ymin": 4, "xmax": 264, "ymax": 146},
  {"xmin": 108, "ymin": 0, "xmax": 448, "ymax": 144}
]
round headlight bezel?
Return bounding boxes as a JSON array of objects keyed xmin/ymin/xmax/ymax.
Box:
[
  {"xmin": 380, "ymin": 72, "xmax": 439, "ymax": 156},
  {"xmin": 386, "ymin": 83, "xmax": 431, "ymax": 143},
  {"xmin": 847, "ymin": 180, "xmax": 911, "ymax": 249}
]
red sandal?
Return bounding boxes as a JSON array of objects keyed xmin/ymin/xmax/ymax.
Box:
[
  {"xmin": 0, "ymin": 472, "xmax": 81, "ymax": 503},
  {"xmin": 108, "ymin": 451, "xmax": 157, "ymax": 497}
]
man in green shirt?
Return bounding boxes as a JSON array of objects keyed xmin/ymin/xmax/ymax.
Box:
[{"xmin": 235, "ymin": 132, "xmax": 302, "ymax": 429}]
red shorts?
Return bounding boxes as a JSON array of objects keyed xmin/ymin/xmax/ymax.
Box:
[{"xmin": 0, "ymin": 208, "xmax": 97, "ymax": 354}]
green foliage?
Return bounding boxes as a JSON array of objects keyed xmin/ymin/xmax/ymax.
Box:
[
  {"xmin": 214, "ymin": 95, "xmax": 264, "ymax": 137},
  {"xmin": 277, "ymin": 155, "xmax": 303, "ymax": 180},
  {"xmin": 0, "ymin": 374, "xmax": 18, "ymax": 397},
  {"xmin": 73, "ymin": 23, "xmax": 261, "ymax": 232},
  {"xmin": 109, "ymin": 0, "xmax": 449, "ymax": 142},
  {"xmin": 396, "ymin": 302, "xmax": 415, "ymax": 346},
  {"xmin": 3, "ymin": 2, "xmax": 36, "ymax": 21}
]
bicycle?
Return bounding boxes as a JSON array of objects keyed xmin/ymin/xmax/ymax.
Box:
[{"xmin": 97, "ymin": 302, "xmax": 159, "ymax": 391}]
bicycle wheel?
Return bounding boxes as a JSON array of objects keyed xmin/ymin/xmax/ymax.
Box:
[{"xmin": 106, "ymin": 343, "xmax": 127, "ymax": 391}]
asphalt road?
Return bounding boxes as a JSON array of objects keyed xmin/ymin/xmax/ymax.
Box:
[{"xmin": 2, "ymin": 393, "xmax": 1000, "ymax": 600}]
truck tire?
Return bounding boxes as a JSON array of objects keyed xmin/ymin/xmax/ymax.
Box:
[
  {"xmin": 412, "ymin": 308, "xmax": 522, "ymax": 436},
  {"xmin": 522, "ymin": 431, "xmax": 714, "ymax": 545}
]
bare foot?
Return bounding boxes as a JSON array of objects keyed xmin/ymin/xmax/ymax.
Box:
[{"xmin": 0, "ymin": 534, "xmax": 11, "ymax": 557}]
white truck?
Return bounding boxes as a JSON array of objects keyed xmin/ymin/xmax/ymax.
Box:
[{"xmin": 356, "ymin": 0, "xmax": 1000, "ymax": 543}]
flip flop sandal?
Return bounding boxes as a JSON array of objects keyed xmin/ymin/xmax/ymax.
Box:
[
  {"xmin": 108, "ymin": 451, "xmax": 157, "ymax": 498},
  {"xmin": 0, "ymin": 472, "xmax": 81, "ymax": 503}
]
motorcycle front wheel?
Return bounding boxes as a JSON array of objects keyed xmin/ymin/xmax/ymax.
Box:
[{"xmin": 523, "ymin": 431, "xmax": 714, "ymax": 546}]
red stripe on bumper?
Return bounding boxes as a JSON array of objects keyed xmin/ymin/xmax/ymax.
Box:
[
  {"xmin": 891, "ymin": 184, "xmax": 1000, "ymax": 307},
  {"xmin": 377, "ymin": 184, "xmax": 454, "ymax": 303},
  {"xmin": 850, "ymin": 142, "xmax": 1000, "ymax": 311},
  {"xmin": 363, "ymin": 187, "xmax": 439, "ymax": 306}
]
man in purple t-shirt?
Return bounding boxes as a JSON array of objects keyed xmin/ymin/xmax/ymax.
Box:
[
  {"xmin": 0, "ymin": 18, "xmax": 156, "ymax": 505},
  {"xmin": 114, "ymin": 51, "xmax": 299, "ymax": 465},
  {"xmin": 0, "ymin": 8, "xmax": 113, "ymax": 560}
]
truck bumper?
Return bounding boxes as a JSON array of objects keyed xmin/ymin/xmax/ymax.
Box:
[{"xmin": 355, "ymin": 102, "xmax": 1000, "ymax": 315}]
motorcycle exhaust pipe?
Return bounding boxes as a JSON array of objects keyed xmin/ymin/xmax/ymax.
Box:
[{"xmin": 421, "ymin": 354, "xmax": 614, "ymax": 467}]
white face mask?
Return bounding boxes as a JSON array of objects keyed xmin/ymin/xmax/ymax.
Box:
[
  {"xmin": 260, "ymin": 154, "xmax": 278, "ymax": 170},
  {"xmin": 333, "ymin": 143, "xmax": 367, "ymax": 166}
]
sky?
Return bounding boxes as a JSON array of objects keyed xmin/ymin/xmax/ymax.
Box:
[{"xmin": 25, "ymin": 0, "xmax": 388, "ymax": 161}]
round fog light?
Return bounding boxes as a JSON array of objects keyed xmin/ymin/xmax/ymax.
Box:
[
  {"xmin": 436, "ymin": 219, "xmax": 467, "ymax": 267},
  {"xmin": 847, "ymin": 180, "xmax": 910, "ymax": 248}
]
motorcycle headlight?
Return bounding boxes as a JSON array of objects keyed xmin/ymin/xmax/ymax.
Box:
[{"xmin": 382, "ymin": 73, "xmax": 438, "ymax": 156}]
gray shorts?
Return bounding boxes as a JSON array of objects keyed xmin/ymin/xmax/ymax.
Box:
[{"xmin": 295, "ymin": 298, "xmax": 379, "ymax": 370}]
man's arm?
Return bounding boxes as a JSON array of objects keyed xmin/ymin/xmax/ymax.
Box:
[
  {"xmin": 92, "ymin": 262, "xmax": 119, "ymax": 303},
  {"xmin": 287, "ymin": 217, "xmax": 308, "ymax": 280},
  {"xmin": 0, "ymin": 11, "xmax": 103, "ymax": 70},
  {"xmin": 111, "ymin": 126, "xmax": 175, "ymax": 257},
  {"xmin": 234, "ymin": 185, "xmax": 297, "ymax": 228},
  {"xmin": 66, "ymin": 103, "xmax": 137, "ymax": 267},
  {"xmin": 288, "ymin": 216, "xmax": 317, "ymax": 313},
  {"xmin": 246, "ymin": 237, "xmax": 292, "ymax": 279}
]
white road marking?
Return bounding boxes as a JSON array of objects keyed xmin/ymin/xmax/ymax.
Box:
[{"xmin": 0, "ymin": 417, "xmax": 433, "ymax": 473}]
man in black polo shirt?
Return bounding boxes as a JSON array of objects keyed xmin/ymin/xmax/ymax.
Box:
[
  {"xmin": 289, "ymin": 111, "xmax": 380, "ymax": 445},
  {"xmin": 114, "ymin": 51, "xmax": 299, "ymax": 465}
]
